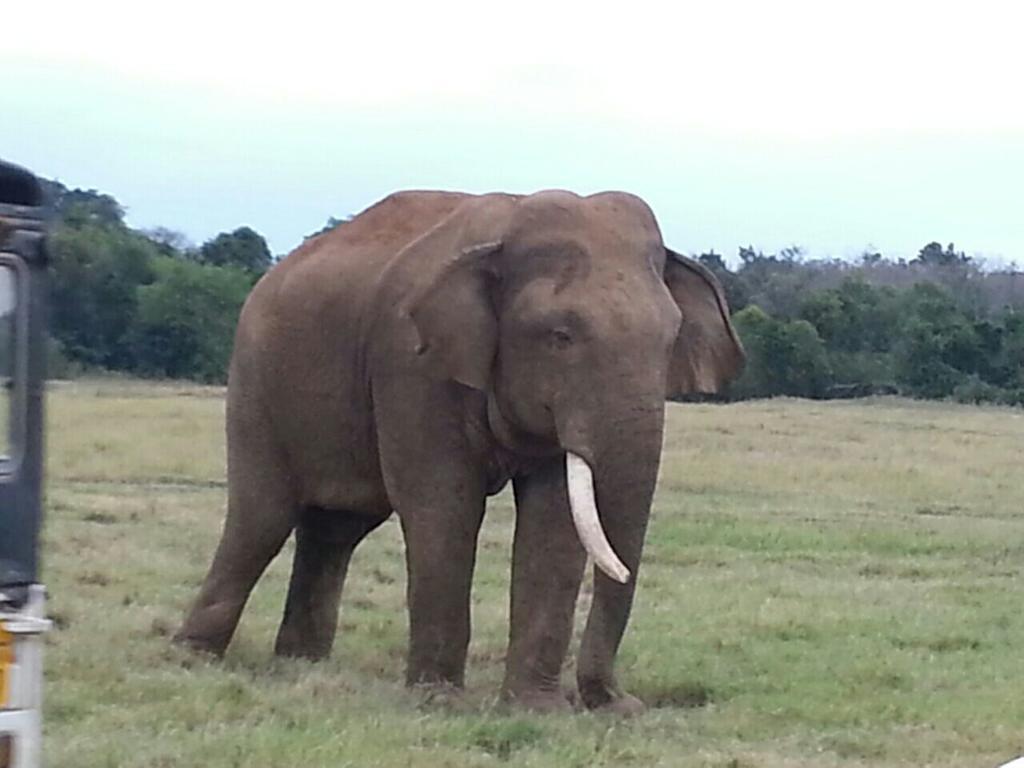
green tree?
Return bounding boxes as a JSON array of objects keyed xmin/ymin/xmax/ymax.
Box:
[
  {"xmin": 736, "ymin": 246, "xmax": 819, "ymax": 318},
  {"xmin": 130, "ymin": 258, "xmax": 251, "ymax": 382},
  {"xmin": 41, "ymin": 177, "xmax": 265, "ymax": 382},
  {"xmin": 198, "ymin": 226, "xmax": 272, "ymax": 274},
  {"xmin": 144, "ymin": 227, "xmax": 194, "ymax": 258},
  {"xmin": 913, "ymin": 241, "xmax": 969, "ymax": 268},
  {"xmin": 49, "ymin": 219, "xmax": 158, "ymax": 368},
  {"xmin": 800, "ymin": 278, "xmax": 900, "ymax": 353},
  {"xmin": 894, "ymin": 283, "xmax": 982, "ymax": 397},
  {"xmin": 984, "ymin": 310, "xmax": 1024, "ymax": 392},
  {"xmin": 42, "ymin": 180, "xmax": 126, "ymax": 227},
  {"xmin": 731, "ymin": 306, "xmax": 833, "ymax": 398}
]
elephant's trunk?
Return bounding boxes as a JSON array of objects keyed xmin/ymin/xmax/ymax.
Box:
[
  {"xmin": 565, "ymin": 452, "xmax": 630, "ymax": 584},
  {"xmin": 568, "ymin": 402, "xmax": 665, "ymax": 710}
]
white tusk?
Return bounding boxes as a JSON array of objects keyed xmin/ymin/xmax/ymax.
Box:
[{"xmin": 565, "ymin": 452, "xmax": 631, "ymax": 584}]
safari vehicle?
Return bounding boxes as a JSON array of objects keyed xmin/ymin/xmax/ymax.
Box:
[{"xmin": 0, "ymin": 161, "xmax": 51, "ymax": 768}]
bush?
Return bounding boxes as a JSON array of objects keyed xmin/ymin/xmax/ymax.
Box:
[
  {"xmin": 129, "ymin": 258, "xmax": 252, "ymax": 382},
  {"xmin": 731, "ymin": 306, "xmax": 833, "ymax": 398},
  {"xmin": 45, "ymin": 336, "xmax": 87, "ymax": 380},
  {"xmin": 826, "ymin": 350, "xmax": 898, "ymax": 389},
  {"xmin": 799, "ymin": 278, "xmax": 900, "ymax": 353},
  {"xmin": 48, "ymin": 220, "xmax": 158, "ymax": 368},
  {"xmin": 952, "ymin": 375, "xmax": 1003, "ymax": 405}
]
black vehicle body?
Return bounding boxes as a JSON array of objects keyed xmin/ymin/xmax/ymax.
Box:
[{"xmin": 0, "ymin": 159, "xmax": 51, "ymax": 768}]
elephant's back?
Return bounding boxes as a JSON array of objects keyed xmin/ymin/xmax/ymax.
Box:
[
  {"xmin": 287, "ymin": 190, "xmax": 474, "ymax": 272},
  {"xmin": 240, "ymin": 190, "xmax": 476, "ymax": 336}
]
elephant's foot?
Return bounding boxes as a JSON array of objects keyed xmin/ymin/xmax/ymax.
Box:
[
  {"xmin": 588, "ymin": 691, "xmax": 645, "ymax": 717},
  {"xmin": 410, "ymin": 681, "xmax": 469, "ymax": 711},
  {"xmin": 171, "ymin": 629, "xmax": 228, "ymax": 658},
  {"xmin": 172, "ymin": 611, "xmax": 235, "ymax": 658},
  {"xmin": 578, "ymin": 678, "xmax": 646, "ymax": 717},
  {"xmin": 500, "ymin": 686, "xmax": 574, "ymax": 713},
  {"xmin": 405, "ymin": 654, "xmax": 467, "ymax": 692},
  {"xmin": 273, "ymin": 636, "xmax": 331, "ymax": 662},
  {"xmin": 173, "ymin": 595, "xmax": 250, "ymax": 658},
  {"xmin": 274, "ymin": 622, "xmax": 333, "ymax": 661}
]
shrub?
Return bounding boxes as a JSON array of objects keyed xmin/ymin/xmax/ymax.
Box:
[
  {"xmin": 731, "ymin": 306, "xmax": 833, "ymax": 398},
  {"xmin": 129, "ymin": 258, "xmax": 252, "ymax": 382}
]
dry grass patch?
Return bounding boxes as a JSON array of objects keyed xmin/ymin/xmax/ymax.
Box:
[{"xmin": 40, "ymin": 383, "xmax": 1024, "ymax": 767}]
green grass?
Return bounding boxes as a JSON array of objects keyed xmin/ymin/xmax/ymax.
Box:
[{"xmin": 40, "ymin": 380, "xmax": 1024, "ymax": 766}]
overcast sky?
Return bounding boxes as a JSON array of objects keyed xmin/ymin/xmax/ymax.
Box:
[{"xmin": 3, "ymin": 1, "xmax": 1022, "ymax": 264}]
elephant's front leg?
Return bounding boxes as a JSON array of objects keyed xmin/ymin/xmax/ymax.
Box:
[
  {"xmin": 374, "ymin": 379, "xmax": 492, "ymax": 690},
  {"xmin": 502, "ymin": 458, "xmax": 587, "ymax": 710},
  {"xmin": 399, "ymin": 489, "xmax": 486, "ymax": 688}
]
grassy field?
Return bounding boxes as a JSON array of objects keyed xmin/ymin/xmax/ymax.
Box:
[{"xmin": 40, "ymin": 380, "xmax": 1024, "ymax": 767}]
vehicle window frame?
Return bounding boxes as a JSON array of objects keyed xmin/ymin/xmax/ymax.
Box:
[{"xmin": 0, "ymin": 252, "xmax": 28, "ymax": 477}]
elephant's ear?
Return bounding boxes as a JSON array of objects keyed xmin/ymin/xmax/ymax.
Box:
[
  {"xmin": 663, "ymin": 248, "xmax": 746, "ymax": 397},
  {"xmin": 395, "ymin": 196, "xmax": 515, "ymax": 391}
]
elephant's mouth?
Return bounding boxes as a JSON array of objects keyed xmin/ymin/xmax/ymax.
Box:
[
  {"xmin": 486, "ymin": 393, "xmax": 562, "ymax": 458},
  {"xmin": 485, "ymin": 394, "xmax": 630, "ymax": 585}
]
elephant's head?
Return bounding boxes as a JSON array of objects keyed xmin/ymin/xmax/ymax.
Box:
[{"xmin": 395, "ymin": 191, "xmax": 744, "ymax": 582}]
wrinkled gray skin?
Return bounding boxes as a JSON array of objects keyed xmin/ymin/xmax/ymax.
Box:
[{"xmin": 174, "ymin": 190, "xmax": 744, "ymax": 713}]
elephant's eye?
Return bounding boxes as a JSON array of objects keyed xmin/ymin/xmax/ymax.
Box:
[{"xmin": 549, "ymin": 327, "xmax": 574, "ymax": 350}]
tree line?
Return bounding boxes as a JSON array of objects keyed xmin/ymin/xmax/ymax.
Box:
[
  {"xmin": 44, "ymin": 182, "xmax": 271, "ymax": 382},
  {"xmin": 700, "ymin": 246, "xmax": 1024, "ymax": 405},
  {"xmin": 41, "ymin": 182, "xmax": 1024, "ymax": 404}
]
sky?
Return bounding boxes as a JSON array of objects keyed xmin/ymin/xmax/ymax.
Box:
[{"xmin": 2, "ymin": 0, "xmax": 1022, "ymax": 265}]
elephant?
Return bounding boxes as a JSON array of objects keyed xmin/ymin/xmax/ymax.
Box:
[{"xmin": 174, "ymin": 189, "xmax": 744, "ymax": 713}]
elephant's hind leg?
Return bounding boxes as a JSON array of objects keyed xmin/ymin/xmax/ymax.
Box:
[
  {"xmin": 175, "ymin": 439, "xmax": 296, "ymax": 656},
  {"xmin": 275, "ymin": 508, "xmax": 388, "ymax": 660}
]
